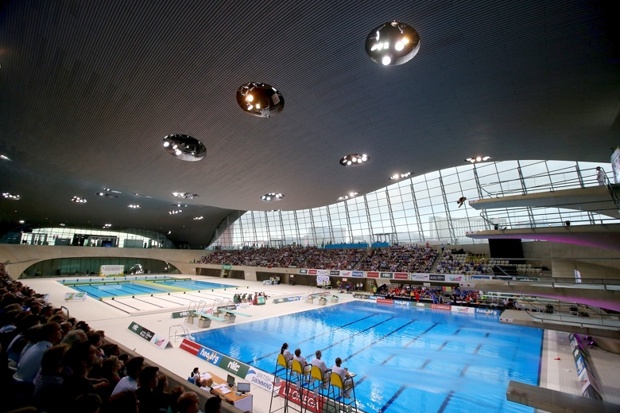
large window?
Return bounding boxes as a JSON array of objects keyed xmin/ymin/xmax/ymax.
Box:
[{"xmin": 211, "ymin": 160, "xmax": 616, "ymax": 249}]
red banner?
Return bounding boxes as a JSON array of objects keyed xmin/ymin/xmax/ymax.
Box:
[
  {"xmin": 179, "ymin": 338, "xmax": 200, "ymax": 355},
  {"xmin": 278, "ymin": 382, "xmax": 324, "ymax": 413},
  {"xmin": 367, "ymin": 271, "xmax": 379, "ymax": 278},
  {"xmin": 431, "ymin": 304, "xmax": 451, "ymax": 311},
  {"xmin": 394, "ymin": 272, "xmax": 408, "ymax": 279},
  {"xmin": 376, "ymin": 298, "xmax": 394, "ymax": 305},
  {"xmin": 309, "ymin": 269, "xmax": 317, "ymax": 275}
]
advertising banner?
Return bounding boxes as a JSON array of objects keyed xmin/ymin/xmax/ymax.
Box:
[
  {"xmin": 411, "ymin": 273, "xmax": 430, "ymax": 281},
  {"xmin": 445, "ymin": 274, "xmax": 464, "ymax": 282},
  {"xmin": 352, "ymin": 271, "xmax": 364, "ymax": 277},
  {"xmin": 273, "ymin": 296, "xmax": 303, "ymax": 304},
  {"xmin": 278, "ymin": 382, "xmax": 324, "ymax": 413},
  {"xmin": 393, "ymin": 272, "xmax": 408, "ymax": 280},
  {"xmin": 429, "ymin": 274, "xmax": 446, "ymax": 281},
  {"xmin": 367, "ymin": 271, "xmax": 379, "ymax": 278},
  {"xmin": 244, "ymin": 367, "xmax": 276, "ymax": 392},
  {"xmin": 430, "ymin": 303, "xmax": 451, "ymax": 311},
  {"xmin": 298, "ymin": 269, "xmax": 308, "ymax": 274},
  {"xmin": 316, "ymin": 269, "xmax": 329, "ymax": 276},
  {"xmin": 340, "ymin": 271, "xmax": 351, "ymax": 276},
  {"xmin": 329, "ymin": 270, "xmax": 340, "ymax": 276},
  {"xmin": 64, "ymin": 292, "xmax": 87, "ymax": 301},
  {"xmin": 380, "ymin": 272, "xmax": 392, "ymax": 279},
  {"xmin": 99, "ymin": 264, "xmax": 125, "ymax": 277}
]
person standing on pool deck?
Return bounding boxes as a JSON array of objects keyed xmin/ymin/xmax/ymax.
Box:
[{"xmin": 331, "ymin": 357, "xmax": 353, "ymax": 397}]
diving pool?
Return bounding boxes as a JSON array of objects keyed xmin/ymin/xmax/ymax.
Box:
[
  {"xmin": 59, "ymin": 276, "xmax": 235, "ymax": 299},
  {"xmin": 190, "ymin": 301, "xmax": 543, "ymax": 413}
]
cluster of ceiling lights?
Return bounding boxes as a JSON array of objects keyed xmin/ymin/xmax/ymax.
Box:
[
  {"xmin": 103, "ymin": 223, "xmax": 112, "ymax": 229},
  {"xmin": 168, "ymin": 209, "xmax": 182, "ymax": 215},
  {"xmin": 128, "ymin": 204, "xmax": 140, "ymax": 209},
  {"xmin": 390, "ymin": 172, "xmax": 412, "ymax": 180},
  {"xmin": 465, "ymin": 155, "xmax": 492, "ymax": 164},
  {"xmin": 261, "ymin": 193, "xmax": 284, "ymax": 202},
  {"xmin": 340, "ymin": 153, "xmax": 370, "ymax": 167},
  {"xmin": 236, "ymin": 82, "xmax": 284, "ymax": 118},
  {"xmin": 96, "ymin": 192, "xmax": 118, "ymax": 198},
  {"xmin": 162, "ymin": 134, "xmax": 207, "ymax": 162},
  {"xmin": 172, "ymin": 192, "xmax": 198, "ymax": 199},
  {"xmin": 337, "ymin": 192, "xmax": 359, "ymax": 202},
  {"xmin": 365, "ymin": 21, "xmax": 420, "ymax": 66},
  {"xmin": 71, "ymin": 196, "xmax": 87, "ymax": 203},
  {"xmin": 193, "ymin": 216, "xmax": 203, "ymax": 221},
  {"xmin": 2, "ymin": 192, "xmax": 20, "ymax": 200}
]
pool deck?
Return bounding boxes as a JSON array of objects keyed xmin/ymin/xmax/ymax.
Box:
[{"xmin": 21, "ymin": 275, "xmax": 620, "ymax": 413}]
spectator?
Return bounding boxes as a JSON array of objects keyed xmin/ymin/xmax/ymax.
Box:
[
  {"xmin": 596, "ymin": 166, "xmax": 605, "ymax": 186},
  {"xmin": 176, "ymin": 391, "xmax": 201, "ymax": 413},
  {"xmin": 14, "ymin": 321, "xmax": 63, "ymax": 383},
  {"xmin": 204, "ymin": 395, "xmax": 222, "ymax": 413},
  {"xmin": 111, "ymin": 356, "xmax": 144, "ymax": 396}
]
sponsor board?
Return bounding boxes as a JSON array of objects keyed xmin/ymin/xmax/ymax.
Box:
[
  {"xmin": 416, "ymin": 302, "xmax": 426, "ymax": 308},
  {"xmin": 99, "ymin": 264, "xmax": 125, "ymax": 277},
  {"xmin": 459, "ymin": 282, "xmax": 476, "ymax": 288},
  {"xmin": 330, "ymin": 270, "xmax": 340, "ymax": 276},
  {"xmin": 316, "ymin": 269, "xmax": 329, "ymax": 276},
  {"xmin": 244, "ymin": 368, "xmax": 275, "ymax": 392},
  {"xmin": 445, "ymin": 274, "xmax": 463, "ymax": 282},
  {"xmin": 180, "ymin": 339, "xmax": 251, "ymax": 377},
  {"xmin": 64, "ymin": 292, "xmax": 87, "ymax": 301},
  {"xmin": 380, "ymin": 272, "xmax": 392, "ymax": 279},
  {"xmin": 394, "ymin": 300, "xmax": 410, "ymax": 307},
  {"xmin": 471, "ymin": 275, "xmax": 493, "ymax": 280},
  {"xmin": 171, "ymin": 310, "xmax": 194, "ymax": 319},
  {"xmin": 393, "ymin": 272, "xmax": 408, "ymax": 279},
  {"xmin": 273, "ymin": 296, "xmax": 303, "ymax": 304},
  {"xmin": 298, "ymin": 269, "xmax": 308, "ymax": 274},
  {"xmin": 367, "ymin": 271, "xmax": 379, "ymax": 278},
  {"xmin": 451, "ymin": 306, "xmax": 475, "ymax": 314},
  {"xmin": 411, "ymin": 273, "xmax": 430, "ymax": 281},
  {"xmin": 352, "ymin": 271, "xmax": 364, "ymax": 277},
  {"xmin": 128, "ymin": 321, "xmax": 171, "ymax": 348},
  {"xmin": 430, "ymin": 303, "xmax": 451, "ymax": 311},
  {"xmin": 429, "ymin": 274, "xmax": 445, "ymax": 281},
  {"xmin": 278, "ymin": 382, "xmax": 324, "ymax": 413},
  {"xmin": 308, "ymin": 269, "xmax": 317, "ymax": 275},
  {"xmin": 340, "ymin": 271, "xmax": 351, "ymax": 276},
  {"xmin": 376, "ymin": 298, "xmax": 394, "ymax": 305},
  {"xmin": 150, "ymin": 334, "xmax": 172, "ymax": 349},
  {"xmin": 475, "ymin": 308, "xmax": 499, "ymax": 316}
]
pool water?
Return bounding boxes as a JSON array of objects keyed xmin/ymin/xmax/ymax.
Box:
[
  {"xmin": 59, "ymin": 276, "xmax": 235, "ymax": 299},
  {"xmin": 191, "ymin": 301, "xmax": 542, "ymax": 413}
]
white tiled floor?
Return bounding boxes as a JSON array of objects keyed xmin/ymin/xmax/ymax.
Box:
[{"xmin": 21, "ymin": 276, "xmax": 620, "ymax": 413}]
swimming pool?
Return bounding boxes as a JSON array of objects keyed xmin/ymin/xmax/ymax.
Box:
[
  {"xmin": 59, "ymin": 276, "xmax": 235, "ymax": 299},
  {"xmin": 190, "ymin": 301, "xmax": 543, "ymax": 413}
]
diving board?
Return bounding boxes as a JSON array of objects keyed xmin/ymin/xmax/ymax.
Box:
[
  {"xmin": 220, "ymin": 309, "xmax": 252, "ymax": 317},
  {"xmin": 194, "ymin": 311, "xmax": 226, "ymax": 322}
]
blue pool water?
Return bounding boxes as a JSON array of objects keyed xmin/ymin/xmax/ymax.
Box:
[
  {"xmin": 191, "ymin": 301, "xmax": 543, "ymax": 413},
  {"xmin": 60, "ymin": 277, "xmax": 234, "ymax": 299}
]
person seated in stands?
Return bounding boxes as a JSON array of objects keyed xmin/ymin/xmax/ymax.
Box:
[
  {"xmin": 280, "ymin": 342, "xmax": 293, "ymax": 365},
  {"xmin": 331, "ymin": 357, "xmax": 353, "ymax": 398},
  {"xmin": 204, "ymin": 395, "xmax": 222, "ymax": 413},
  {"xmin": 293, "ymin": 348, "xmax": 311, "ymax": 375},
  {"xmin": 176, "ymin": 391, "xmax": 201, "ymax": 413},
  {"xmin": 310, "ymin": 350, "xmax": 330, "ymax": 387},
  {"xmin": 136, "ymin": 366, "xmax": 167, "ymax": 413},
  {"xmin": 111, "ymin": 355, "xmax": 144, "ymax": 396},
  {"xmin": 14, "ymin": 321, "xmax": 63, "ymax": 383}
]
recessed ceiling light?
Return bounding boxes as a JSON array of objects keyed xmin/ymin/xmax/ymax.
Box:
[
  {"xmin": 18, "ymin": 220, "xmax": 25, "ymax": 224},
  {"xmin": 168, "ymin": 209, "xmax": 182, "ymax": 215},
  {"xmin": 71, "ymin": 196, "xmax": 87, "ymax": 203},
  {"xmin": 261, "ymin": 193, "xmax": 284, "ymax": 201},
  {"xmin": 193, "ymin": 216, "xmax": 204, "ymax": 220},
  {"xmin": 236, "ymin": 82, "xmax": 284, "ymax": 118},
  {"xmin": 366, "ymin": 21, "xmax": 420, "ymax": 66},
  {"xmin": 340, "ymin": 153, "xmax": 370, "ymax": 167},
  {"xmin": 2, "ymin": 192, "xmax": 20, "ymax": 200},
  {"xmin": 337, "ymin": 192, "xmax": 359, "ymax": 201},
  {"xmin": 0, "ymin": 154, "xmax": 11, "ymax": 161},
  {"xmin": 171, "ymin": 203, "xmax": 188, "ymax": 208},
  {"xmin": 103, "ymin": 223, "xmax": 112, "ymax": 228},
  {"xmin": 162, "ymin": 134, "xmax": 206, "ymax": 162},
  {"xmin": 465, "ymin": 155, "xmax": 492, "ymax": 164},
  {"xmin": 97, "ymin": 192, "xmax": 118, "ymax": 198},
  {"xmin": 172, "ymin": 192, "xmax": 199, "ymax": 199},
  {"xmin": 128, "ymin": 204, "xmax": 140, "ymax": 209}
]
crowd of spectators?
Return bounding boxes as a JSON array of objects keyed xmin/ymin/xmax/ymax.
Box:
[
  {"xmin": 435, "ymin": 249, "xmax": 494, "ymax": 275},
  {"xmin": 200, "ymin": 244, "xmax": 439, "ymax": 273},
  {"xmin": 0, "ymin": 262, "xmax": 225, "ymax": 413}
]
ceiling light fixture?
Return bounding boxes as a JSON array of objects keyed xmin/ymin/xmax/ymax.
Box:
[
  {"xmin": 337, "ymin": 192, "xmax": 359, "ymax": 201},
  {"xmin": 96, "ymin": 192, "xmax": 118, "ymax": 198},
  {"xmin": 365, "ymin": 21, "xmax": 420, "ymax": 66},
  {"xmin": 103, "ymin": 223, "xmax": 112, "ymax": 228},
  {"xmin": 0, "ymin": 154, "xmax": 11, "ymax": 161},
  {"xmin": 465, "ymin": 155, "xmax": 492, "ymax": 164},
  {"xmin": 390, "ymin": 172, "xmax": 412, "ymax": 180},
  {"xmin": 71, "ymin": 196, "xmax": 87, "ymax": 203},
  {"xmin": 2, "ymin": 192, "xmax": 20, "ymax": 200},
  {"xmin": 168, "ymin": 209, "xmax": 182, "ymax": 215},
  {"xmin": 128, "ymin": 204, "xmax": 140, "ymax": 209},
  {"xmin": 193, "ymin": 216, "xmax": 204, "ymax": 221},
  {"xmin": 163, "ymin": 134, "xmax": 206, "ymax": 162},
  {"xmin": 171, "ymin": 203, "xmax": 188, "ymax": 208},
  {"xmin": 340, "ymin": 153, "xmax": 370, "ymax": 167},
  {"xmin": 261, "ymin": 193, "xmax": 284, "ymax": 201},
  {"xmin": 172, "ymin": 192, "xmax": 199, "ymax": 199},
  {"xmin": 236, "ymin": 82, "xmax": 284, "ymax": 118}
]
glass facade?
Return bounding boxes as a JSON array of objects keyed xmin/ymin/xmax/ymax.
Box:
[{"xmin": 212, "ymin": 160, "xmax": 616, "ymax": 249}]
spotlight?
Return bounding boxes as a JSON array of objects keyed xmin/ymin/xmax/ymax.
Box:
[{"xmin": 366, "ymin": 21, "xmax": 420, "ymax": 66}]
